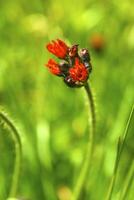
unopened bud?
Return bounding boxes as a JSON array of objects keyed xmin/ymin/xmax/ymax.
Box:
[{"xmin": 79, "ymin": 48, "xmax": 90, "ymax": 62}]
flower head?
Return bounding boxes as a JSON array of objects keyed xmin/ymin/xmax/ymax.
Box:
[
  {"xmin": 45, "ymin": 39, "xmax": 92, "ymax": 88},
  {"xmin": 46, "ymin": 39, "xmax": 68, "ymax": 59}
]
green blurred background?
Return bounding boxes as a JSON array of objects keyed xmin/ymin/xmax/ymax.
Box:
[{"xmin": 0, "ymin": 0, "xmax": 134, "ymax": 199}]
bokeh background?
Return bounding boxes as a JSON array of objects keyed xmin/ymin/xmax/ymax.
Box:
[{"xmin": 0, "ymin": 0, "xmax": 134, "ymax": 199}]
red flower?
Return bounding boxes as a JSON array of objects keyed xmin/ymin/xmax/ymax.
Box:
[
  {"xmin": 46, "ymin": 39, "xmax": 68, "ymax": 59},
  {"xmin": 69, "ymin": 58, "xmax": 89, "ymax": 82},
  {"xmin": 45, "ymin": 39, "xmax": 92, "ymax": 87},
  {"xmin": 45, "ymin": 59, "xmax": 61, "ymax": 75}
]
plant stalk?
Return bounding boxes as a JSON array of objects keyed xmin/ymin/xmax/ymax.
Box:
[
  {"xmin": 105, "ymin": 104, "xmax": 134, "ymax": 200},
  {"xmin": 119, "ymin": 160, "xmax": 134, "ymax": 200},
  {"xmin": 72, "ymin": 82, "xmax": 96, "ymax": 200},
  {"xmin": 0, "ymin": 112, "xmax": 22, "ymax": 198}
]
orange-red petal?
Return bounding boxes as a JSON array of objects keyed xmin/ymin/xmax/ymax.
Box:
[
  {"xmin": 46, "ymin": 39, "xmax": 68, "ymax": 59},
  {"xmin": 45, "ymin": 59, "xmax": 61, "ymax": 75},
  {"xmin": 69, "ymin": 58, "xmax": 89, "ymax": 82}
]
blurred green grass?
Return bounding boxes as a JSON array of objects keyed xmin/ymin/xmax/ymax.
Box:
[{"xmin": 0, "ymin": 0, "xmax": 134, "ymax": 199}]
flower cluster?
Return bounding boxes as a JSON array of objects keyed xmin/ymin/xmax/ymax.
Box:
[{"xmin": 45, "ymin": 39, "xmax": 92, "ymax": 87}]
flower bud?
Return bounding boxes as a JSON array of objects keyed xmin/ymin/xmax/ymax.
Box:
[
  {"xmin": 79, "ymin": 48, "xmax": 90, "ymax": 62},
  {"xmin": 68, "ymin": 45, "xmax": 79, "ymax": 57},
  {"xmin": 64, "ymin": 76, "xmax": 76, "ymax": 87},
  {"xmin": 59, "ymin": 61, "xmax": 69, "ymax": 76}
]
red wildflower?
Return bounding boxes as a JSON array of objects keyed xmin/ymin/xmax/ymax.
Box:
[
  {"xmin": 69, "ymin": 58, "xmax": 89, "ymax": 82},
  {"xmin": 46, "ymin": 59, "xmax": 61, "ymax": 75},
  {"xmin": 45, "ymin": 39, "xmax": 92, "ymax": 87},
  {"xmin": 46, "ymin": 39, "xmax": 68, "ymax": 59}
]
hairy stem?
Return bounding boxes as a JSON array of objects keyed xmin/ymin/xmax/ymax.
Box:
[
  {"xmin": 0, "ymin": 112, "xmax": 22, "ymax": 198},
  {"xmin": 72, "ymin": 83, "xmax": 96, "ymax": 200}
]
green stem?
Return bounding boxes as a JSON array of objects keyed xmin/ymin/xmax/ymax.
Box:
[
  {"xmin": 105, "ymin": 139, "xmax": 120, "ymax": 200},
  {"xmin": 0, "ymin": 112, "xmax": 22, "ymax": 198},
  {"xmin": 119, "ymin": 160, "xmax": 134, "ymax": 200},
  {"xmin": 105, "ymin": 104, "xmax": 134, "ymax": 200},
  {"xmin": 72, "ymin": 83, "xmax": 96, "ymax": 200}
]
